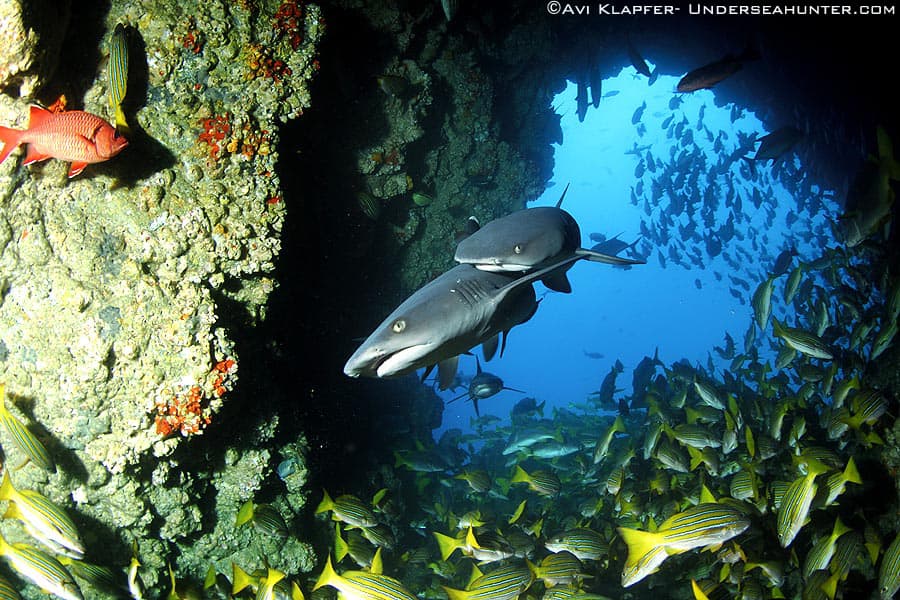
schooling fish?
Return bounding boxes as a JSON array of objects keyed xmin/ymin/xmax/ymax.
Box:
[{"xmin": 0, "ymin": 106, "xmax": 128, "ymax": 177}]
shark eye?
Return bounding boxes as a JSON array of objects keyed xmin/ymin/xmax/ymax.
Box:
[
  {"xmin": 392, "ymin": 319, "xmax": 406, "ymax": 333},
  {"xmin": 513, "ymin": 244, "xmax": 523, "ymax": 254}
]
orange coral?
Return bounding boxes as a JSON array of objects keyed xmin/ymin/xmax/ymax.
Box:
[
  {"xmin": 198, "ymin": 114, "xmax": 231, "ymax": 160},
  {"xmin": 273, "ymin": 0, "xmax": 305, "ymax": 50},
  {"xmin": 182, "ymin": 17, "xmax": 204, "ymax": 54},
  {"xmin": 155, "ymin": 385, "xmax": 209, "ymax": 436},
  {"xmin": 154, "ymin": 359, "xmax": 237, "ymax": 437}
]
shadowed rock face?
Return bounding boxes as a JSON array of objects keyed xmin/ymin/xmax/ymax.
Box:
[{"xmin": 0, "ymin": 0, "xmax": 71, "ymax": 97}]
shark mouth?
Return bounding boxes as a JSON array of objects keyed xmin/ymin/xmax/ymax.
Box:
[
  {"xmin": 375, "ymin": 343, "xmax": 433, "ymax": 378},
  {"xmin": 474, "ymin": 263, "xmax": 529, "ymax": 273}
]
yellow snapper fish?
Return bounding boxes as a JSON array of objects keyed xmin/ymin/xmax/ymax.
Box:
[
  {"xmin": 617, "ymin": 503, "xmax": 750, "ymax": 586},
  {"xmin": 108, "ymin": 23, "xmax": 130, "ymax": 134},
  {"xmin": 0, "ymin": 384, "xmax": 54, "ymax": 472},
  {"xmin": 776, "ymin": 458, "xmax": 831, "ymax": 547},
  {"xmin": 0, "ymin": 534, "xmax": 82, "ymax": 600},
  {"xmin": 442, "ymin": 562, "xmax": 534, "ymax": 600},
  {"xmin": 313, "ymin": 554, "xmax": 416, "ymax": 600},
  {"xmin": 0, "ymin": 470, "xmax": 84, "ymax": 558}
]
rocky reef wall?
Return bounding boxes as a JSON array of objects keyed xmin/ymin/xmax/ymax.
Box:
[{"xmin": 0, "ymin": 0, "xmax": 322, "ymax": 596}]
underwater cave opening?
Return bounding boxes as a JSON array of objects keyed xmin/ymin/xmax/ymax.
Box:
[{"xmin": 434, "ymin": 63, "xmax": 846, "ymax": 437}]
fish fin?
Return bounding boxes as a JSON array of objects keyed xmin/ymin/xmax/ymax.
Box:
[
  {"xmin": 842, "ymin": 457, "xmax": 861, "ymax": 485},
  {"xmin": 315, "ymin": 489, "xmax": 334, "ymax": 515},
  {"xmin": 465, "ymin": 526, "xmax": 482, "ymax": 549},
  {"xmin": 482, "ymin": 335, "xmax": 498, "ymax": 362},
  {"xmin": 447, "ymin": 391, "xmax": 468, "ymax": 404},
  {"xmin": 114, "ymin": 106, "xmax": 131, "ymax": 136},
  {"xmin": 511, "ymin": 465, "xmax": 531, "ymax": 484},
  {"xmin": 832, "ymin": 516, "xmax": 851, "ymax": 539},
  {"xmin": 27, "ymin": 105, "xmax": 53, "ymax": 128},
  {"xmin": 820, "ymin": 571, "xmax": 839, "ymax": 600},
  {"xmin": 22, "ymin": 144, "xmax": 52, "ymax": 166},
  {"xmin": 68, "ymin": 161, "xmax": 89, "ymax": 178},
  {"xmin": 466, "ymin": 563, "xmax": 484, "ymax": 588},
  {"xmin": 441, "ymin": 585, "xmax": 471, "ymax": 600},
  {"xmin": 312, "ymin": 555, "xmax": 338, "ymax": 592},
  {"xmin": 232, "ymin": 563, "xmax": 252, "ymax": 595},
  {"xmin": 541, "ymin": 272, "xmax": 572, "ymax": 293},
  {"xmin": 472, "ymin": 398, "xmax": 480, "ymax": 417},
  {"xmin": 576, "ymin": 248, "xmax": 646, "ymax": 265},
  {"xmin": 370, "ymin": 547, "xmax": 383, "ymax": 574},
  {"xmin": 235, "ymin": 500, "xmax": 254, "ymax": 526},
  {"xmin": 287, "ymin": 579, "xmax": 312, "ymax": 600},
  {"xmin": 555, "ymin": 182, "xmax": 571, "ymax": 208},
  {"xmin": 617, "ymin": 526, "xmax": 665, "ymax": 567},
  {"xmin": 420, "ymin": 364, "xmax": 435, "ymax": 384},
  {"xmin": 0, "ymin": 470, "xmax": 14, "ymax": 502},
  {"xmin": 0, "ymin": 126, "xmax": 23, "ymax": 166},
  {"xmin": 433, "ymin": 531, "xmax": 462, "ymax": 561},
  {"xmin": 437, "ymin": 356, "xmax": 459, "ymax": 390},
  {"xmin": 334, "ymin": 523, "xmax": 348, "ymax": 562}
]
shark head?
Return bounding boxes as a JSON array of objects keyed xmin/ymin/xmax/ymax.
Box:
[{"xmin": 343, "ymin": 310, "xmax": 443, "ymax": 380}]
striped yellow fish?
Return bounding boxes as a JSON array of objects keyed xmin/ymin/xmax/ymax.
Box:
[
  {"xmin": 510, "ymin": 465, "xmax": 560, "ymax": 497},
  {"xmin": 751, "ymin": 276, "xmax": 774, "ymax": 330},
  {"xmin": 880, "ymin": 532, "xmax": 900, "ymax": 600},
  {"xmin": 0, "ymin": 535, "xmax": 82, "ymax": 600},
  {"xmin": 544, "ymin": 527, "xmax": 608, "ymax": 561},
  {"xmin": 442, "ymin": 562, "xmax": 533, "ymax": 600},
  {"xmin": 822, "ymin": 457, "xmax": 862, "ymax": 506},
  {"xmin": 617, "ymin": 503, "xmax": 750, "ymax": 587},
  {"xmin": 803, "ymin": 517, "xmax": 852, "ymax": 579},
  {"xmin": 0, "ymin": 384, "xmax": 54, "ymax": 472},
  {"xmin": 313, "ymin": 555, "xmax": 416, "ymax": 600},
  {"xmin": 455, "ymin": 470, "xmax": 491, "ymax": 493},
  {"xmin": 528, "ymin": 551, "xmax": 588, "ymax": 587},
  {"xmin": 108, "ymin": 23, "xmax": 130, "ymax": 134},
  {"xmin": 772, "ymin": 318, "xmax": 833, "ymax": 360},
  {"xmin": 0, "ymin": 471, "xmax": 83, "ymax": 559},
  {"xmin": 776, "ymin": 459, "xmax": 830, "ymax": 547},
  {"xmin": 316, "ymin": 490, "xmax": 378, "ymax": 528}
]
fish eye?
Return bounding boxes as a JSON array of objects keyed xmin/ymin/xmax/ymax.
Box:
[
  {"xmin": 392, "ymin": 319, "xmax": 406, "ymax": 333},
  {"xmin": 513, "ymin": 244, "xmax": 522, "ymax": 254}
]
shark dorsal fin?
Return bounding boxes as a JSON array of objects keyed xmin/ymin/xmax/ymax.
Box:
[{"xmin": 555, "ymin": 182, "xmax": 571, "ymax": 208}]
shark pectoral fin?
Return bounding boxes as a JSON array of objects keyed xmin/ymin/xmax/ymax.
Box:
[
  {"xmin": 541, "ymin": 272, "xmax": 572, "ymax": 294},
  {"xmin": 437, "ymin": 356, "xmax": 459, "ymax": 390},
  {"xmin": 499, "ymin": 330, "xmax": 510, "ymax": 358},
  {"xmin": 472, "ymin": 398, "xmax": 480, "ymax": 417},
  {"xmin": 482, "ymin": 336, "xmax": 499, "ymax": 362},
  {"xmin": 576, "ymin": 248, "xmax": 646, "ymax": 266}
]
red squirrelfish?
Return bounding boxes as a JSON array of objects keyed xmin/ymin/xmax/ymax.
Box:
[{"xmin": 0, "ymin": 105, "xmax": 128, "ymax": 177}]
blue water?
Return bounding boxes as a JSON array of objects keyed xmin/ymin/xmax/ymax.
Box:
[{"xmin": 434, "ymin": 65, "xmax": 841, "ymax": 437}]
